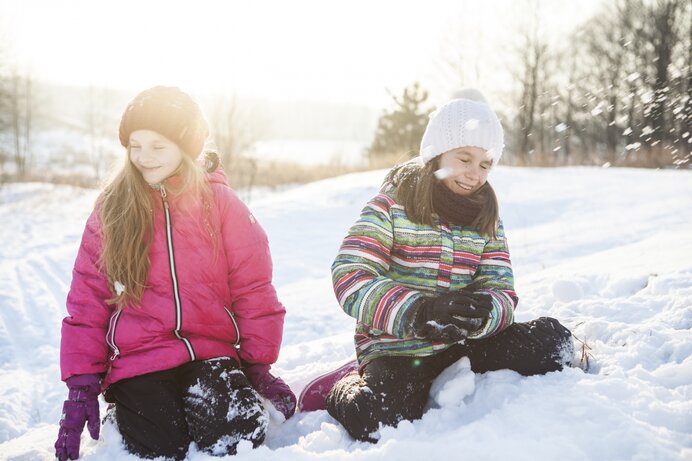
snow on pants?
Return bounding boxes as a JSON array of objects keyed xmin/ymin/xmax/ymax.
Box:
[
  {"xmin": 326, "ymin": 316, "xmax": 574, "ymax": 442},
  {"xmin": 105, "ymin": 358, "xmax": 268, "ymax": 460}
]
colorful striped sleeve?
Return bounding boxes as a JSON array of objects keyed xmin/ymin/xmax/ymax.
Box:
[
  {"xmin": 468, "ymin": 219, "xmax": 518, "ymax": 339},
  {"xmin": 331, "ymin": 193, "xmax": 424, "ymax": 339}
]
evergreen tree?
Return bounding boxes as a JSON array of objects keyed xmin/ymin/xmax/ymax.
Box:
[{"xmin": 368, "ymin": 82, "xmax": 433, "ymax": 163}]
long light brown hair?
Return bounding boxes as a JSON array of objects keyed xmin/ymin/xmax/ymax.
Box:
[
  {"xmin": 385, "ymin": 158, "xmax": 500, "ymax": 239},
  {"xmin": 97, "ymin": 152, "xmax": 212, "ymax": 308}
]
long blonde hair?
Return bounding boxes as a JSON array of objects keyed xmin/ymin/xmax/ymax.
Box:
[
  {"xmin": 97, "ymin": 153, "xmax": 212, "ymax": 308},
  {"xmin": 385, "ymin": 158, "xmax": 499, "ymax": 238}
]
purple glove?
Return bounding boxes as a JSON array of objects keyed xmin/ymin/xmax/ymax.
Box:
[
  {"xmin": 55, "ymin": 374, "xmax": 101, "ymax": 461},
  {"xmin": 243, "ymin": 364, "xmax": 296, "ymax": 420}
]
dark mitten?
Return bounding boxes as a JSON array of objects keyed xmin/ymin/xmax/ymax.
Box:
[
  {"xmin": 54, "ymin": 374, "xmax": 101, "ymax": 461},
  {"xmin": 454, "ymin": 291, "xmax": 493, "ymax": 334},
  {"xmin": 412, "ymin": 291, "xmax": 492, "ymax": 342},
  {"xmin": 243, "ymin": 364, "xmax": 297, "ymax": 420}
]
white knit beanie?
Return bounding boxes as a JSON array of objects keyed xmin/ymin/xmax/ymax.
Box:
[{"xmin": 420, "ymin": 88, "xmax": 504, "ymax": 165}]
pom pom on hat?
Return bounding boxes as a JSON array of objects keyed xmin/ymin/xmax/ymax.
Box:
[
  {"xmin": 420, "ymin": 88, "xmax": 504, "ymax": 165},
  {"xmin": 451, "ymin": 88, "xmax": 488, "ymax": 103},
  {"xmin": 119, "ymin": 86, "xmax": 209, "ymax": 159}
]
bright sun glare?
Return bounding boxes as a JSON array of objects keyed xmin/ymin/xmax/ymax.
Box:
[
  {"xmin": 5, "ymin": 0, "xmax": 455, "ymax": 106},
  {"xmin": 2, "ymin": 0, "xmax": 602, "ymax": 106}
]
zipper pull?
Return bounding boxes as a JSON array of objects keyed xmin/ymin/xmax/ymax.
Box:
[
  {"xmin": 109, "ymin": 347, "xmax": 120, "ymax": 361},
  {"xmin": 159, "ymin": 184, "xmax": 170, "ymax": 210}
]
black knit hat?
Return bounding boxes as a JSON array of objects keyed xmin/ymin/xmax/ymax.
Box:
[{"xmin": 119, "ymin": 86, "xmax": 209, "ymax": 158}]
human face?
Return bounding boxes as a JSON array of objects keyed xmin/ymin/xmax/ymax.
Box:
[
  {"xmin": 128, "ymin": 130, "xmax": 184, "ymax": 185},
  {"xmin": 437, "ymin": 146, "xmax": 493, "ymax": 196}
]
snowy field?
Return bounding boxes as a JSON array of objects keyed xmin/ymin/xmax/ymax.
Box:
[{"xmin": 1, "ymin": 166, "xmax": 691, "ymax": 460}]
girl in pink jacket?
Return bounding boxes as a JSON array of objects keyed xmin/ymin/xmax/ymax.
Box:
[{"xmin": 54, "ymin": 86, "xmax": 295, "ymax": 461}]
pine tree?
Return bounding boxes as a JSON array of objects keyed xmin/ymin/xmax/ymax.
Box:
[{"xmin": 368, "ymin": 82, "xmax": 433, "ymax": 164}]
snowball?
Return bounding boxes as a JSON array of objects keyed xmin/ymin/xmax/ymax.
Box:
[{"xmin": 430, "ymin": 357, "xmax": 475, "ymax": 408}]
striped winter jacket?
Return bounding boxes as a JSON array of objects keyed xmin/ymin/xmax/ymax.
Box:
[{"xmin": 331, "ymin": 188, "xmax": 518, "ymax": 365}]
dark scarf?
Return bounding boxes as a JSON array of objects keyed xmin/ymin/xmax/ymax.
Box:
[{"xmin": 432, "ymin": 180, "xmax": 482, "ymax": 226}]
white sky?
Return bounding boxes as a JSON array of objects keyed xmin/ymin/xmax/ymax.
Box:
[{"xmin": 0, "ymin": 0, "xmax": 602, "ymax": 109}]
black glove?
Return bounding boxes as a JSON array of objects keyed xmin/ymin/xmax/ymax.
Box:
[{"xmin": 412, "ymin": 291, "xmax": 493, "ymax": 342}]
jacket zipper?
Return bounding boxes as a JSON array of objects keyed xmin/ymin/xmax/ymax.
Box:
[
  {"xmin": 224, "ymin": 306, "xmax": 241, "ymax": 347},
  {"xmin": 106, "ymin": 307, "xmax": 123, "ymax": 360},
  {"xmin": 160, "ymin": 185, "xmax": 196, "ymax": 361}
]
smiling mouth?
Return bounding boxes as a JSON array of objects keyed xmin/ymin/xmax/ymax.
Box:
[{"xmin": 455, "ymin": 181, "xmax": 474, "ymax": 191}]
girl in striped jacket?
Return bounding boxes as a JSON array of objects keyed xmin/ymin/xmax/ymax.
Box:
[{"xmin": 299, "ymin": 89, "xmax": 575, "ymax": 442}]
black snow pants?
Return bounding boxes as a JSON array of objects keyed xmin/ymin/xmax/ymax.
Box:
[
  {"xmin": 105, "ymin": 357, "xmax": 267, "ymax": 460},
  {"xmin": 326, "ymin": 317, "xmax": 574, "ymax": 442}
]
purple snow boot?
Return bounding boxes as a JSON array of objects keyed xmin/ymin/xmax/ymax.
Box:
[{"xmin": 298, "ymin": 360, "xmax": 359, "ymax": 412}]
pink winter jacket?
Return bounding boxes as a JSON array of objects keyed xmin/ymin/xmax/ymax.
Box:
[{"xmin": 60, "ymin": 170, "xmax": 285, "ymax": 390}]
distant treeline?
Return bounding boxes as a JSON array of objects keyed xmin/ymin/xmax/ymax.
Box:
[
  {"xmin": 368, "ymin": 0, "xmax": 690, "ymax": 168},
  {"xmin": 0, "ymin": 0, "xmax": 689, "ymax": 189}
]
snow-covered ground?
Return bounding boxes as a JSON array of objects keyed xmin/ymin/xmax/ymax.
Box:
[{"xmin": 1, "ymin": 166, "xmax": 691, "ymax": 460}]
